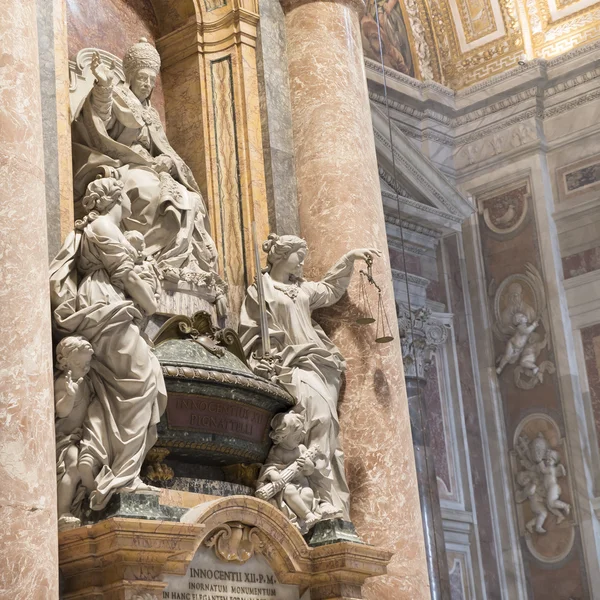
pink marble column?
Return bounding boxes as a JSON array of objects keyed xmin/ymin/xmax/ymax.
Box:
[
  {"xmin": 282, "ymin": 2, "xmax": 430, "ymax": 598},
  {"xmin": 0, "ymin": 1, "xmax": 59, "ymax": 598}
]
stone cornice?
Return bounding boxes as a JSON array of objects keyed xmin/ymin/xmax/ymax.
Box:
[
  {"xmin": 281, "ymin": 0, "xmax": 365, "ymax": 14},
  {"xmin": 367, "ymin": 39, "xmax": 600, "ymax": 135}
]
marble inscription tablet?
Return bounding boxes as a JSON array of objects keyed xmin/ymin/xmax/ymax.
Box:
[{"xmin": 163, "ymin": 547, "xmax": 300, "ymax": 600}]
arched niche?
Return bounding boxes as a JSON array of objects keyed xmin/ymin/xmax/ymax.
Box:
[{"xmin": 149, "ymin": 0, "xmax": 199, "ymax": 35}]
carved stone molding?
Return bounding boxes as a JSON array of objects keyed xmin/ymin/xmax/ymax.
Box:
[{"xmin": 398, "ymin": 305, "xmax": 450, "ymax": 379}]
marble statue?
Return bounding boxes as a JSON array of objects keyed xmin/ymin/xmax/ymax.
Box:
[
  {"xmin": 54, "ymin": 335, "xmax": 94, "ymax": 530},
  {"xmin": 256, "ymin": 412, "xmax": 323, "ymax": 533},
  {"xmin": 72, "ymin": 38, "xmax": 226, "ymax": 315},
  {"xmin": 239, "ymin": 233, "xmax": 381, "ymax": 521},
  {"xmin": 514, "ymin": 432, "xmax": 571, "ymax": 533},
  {"xmin": 50, "ymin": 176, "xmax": 167, "ymax": 514}
]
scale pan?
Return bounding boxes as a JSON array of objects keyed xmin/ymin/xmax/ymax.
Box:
[
  {"xmin": 356, "ymin": 317, "xmax": 376, "ymax": 325},
  {"xmin": 375, "ymin": 335, "xmax": 394, "ymax": 344}
]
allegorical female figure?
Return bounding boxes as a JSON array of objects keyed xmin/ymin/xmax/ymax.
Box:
[
  {"xmin": 72, "ymin": 38, "xmax": 225, "ymax": 311},
  {"xmin": 239, "ymin": 234, "xmax": 380, "ymax": 519},
  {"xmin": 50, "ymin": 176, "xmax": 167, "ymax": 512}
]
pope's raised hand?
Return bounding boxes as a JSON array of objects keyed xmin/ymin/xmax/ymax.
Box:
[{"xmin": 91, "ymin": 51, "xmax": 116, "ymax": 87}]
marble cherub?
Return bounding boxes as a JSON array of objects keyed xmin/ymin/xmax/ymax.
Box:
[
  {"xmin": 515, "ymin": 470, "xmax": 548, "ymax": 534},
  {"xmin": 496, "ymin": 312, "xmax": 539, "ymax": 375},
  {"xmin": 514, "ymin": 432, "xmax": 571, "ymax": 534},
  {"xmin": 540, "ymin": 449, "xmax": 571, "ymax": 524},
  {"xmin": 54, "ymin": 335, "xmax": 95, "ymax": 530},
  {"xmin": 256, "ymin": 412, "xmax": 324, "ymax": 533}
]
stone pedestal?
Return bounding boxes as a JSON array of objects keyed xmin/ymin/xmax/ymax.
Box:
[
  {"xmin": 58, "ymin": 518, "xmax": 204, "ymax": 600},
  {"xmin": 59, "ymin": 495, "xmax": 392, "ymax": 600},
  {"xmin": 0, "ymin": 0, "xmax": 59, "ymax": 598},
  {"xmin": 282, "ymin": 1, "xmax": 429, "ymax": 598}
]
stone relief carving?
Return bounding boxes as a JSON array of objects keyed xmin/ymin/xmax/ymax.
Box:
[
  {"xmin": 239, "ymin": 234, "xmax": 382, "ymax": 529},
  {"xmin": 478, "ymin": 183, "xmax": 529, "ymax": 235},
  {"xmin": 492, "ymin": 263, "xmax": 555, "ymax": 388},
  {"xmin": 457, "ymin": 122, "xmax": 537, "ymax": 168},
  {"xmin": 511, "ymin": 414, "xmax": 574, "ymax": 563},
  {"xmin": 205, "ymin": 523, "xmax": 263, "ymax": 564},
  {"xmin": 397, "ymin": 305, "xmax": 449, "ymax": 379},
  {"xmin": 50, "ymin": 176, "xmax": 167, "ymax": 527},
  {"xmin": 69, "ymin": 40, "xmax": 227, "ymax": 315},
  {"xmin": 514, "ymin": 432, "xmax": 571, "ymax": 533}
]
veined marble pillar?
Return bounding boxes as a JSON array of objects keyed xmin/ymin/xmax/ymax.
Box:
[
  {"xmin": 282, "ymin": 2, "xmax": 430, "ymax": 598},
  {"xmin": 0, "ymin": 0, "xmax": 59, "ymax": 598}
]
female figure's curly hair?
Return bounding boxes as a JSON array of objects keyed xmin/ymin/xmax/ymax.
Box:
[
  {"xmin": 76, "ymin": 177, "xmax": 125, "ymax": 229},
  {"xmin": 262, "ymin": 233, "xmax": 307, "ymax": 273}
]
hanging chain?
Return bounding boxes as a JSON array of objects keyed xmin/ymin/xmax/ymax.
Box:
[{"xmin": 372, "ymin": 5, "xmax": 440, "ymax": 556}]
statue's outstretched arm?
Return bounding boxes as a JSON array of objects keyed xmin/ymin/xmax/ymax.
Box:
[{"xmin": 308, "ymin": 248, "xmax": 381, "ymax": 311}]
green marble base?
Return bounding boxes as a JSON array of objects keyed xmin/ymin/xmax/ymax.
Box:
[
  {"xmin": 83, "ymin": 492, "xmax": 186, "ymax": 524},
  {"xmin": 304, "ymin": 518, "xmax": 364, "ymax": 547}
]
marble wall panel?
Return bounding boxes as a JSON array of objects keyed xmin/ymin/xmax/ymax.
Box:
[
  {"xmin": 444, "ymin": 234, "xmax": 502, "ymax": 599},
  {"xmin": 66, "ymin": 0, "xmax": 166, "ymax": 123},
  {"xmin": 562, "ymin": 244, "xmax": 600, "ymax": 279},
  {"xmin": 423, "ymin": 361, "xmax": 453, "ymax": 497},
  {"xmin": 476, "ymin": 181, "xmax": 589, "ymax": 598},
  {"xmin": 427, "ymin": 244, "xmax": 448, "ymax": 308},
  {"xmin": 389, "ymin": 246, "xmax": 423, "ymax": 274},
  {"xmin": 580, "ymin": 323, "xmax": 600, "ymax": 455}
]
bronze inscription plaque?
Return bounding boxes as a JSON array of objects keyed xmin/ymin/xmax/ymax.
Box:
[{"xmin": 166, "ymin": 393, "xmax": 270, "ymax": 443}]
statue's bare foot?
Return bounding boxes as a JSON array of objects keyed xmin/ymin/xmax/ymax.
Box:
[
  {"xmin": 319, "ymin": 502, "xmax": 343, "ymax": 520},
  {"xmin": 58, "ymin": 513, "xmax": 81, "ymax": 532},
  {"xmin": 305, "ymin": 512, "xmax": 320, "ymax": 528},
  {"xmin": 556, "ymin": 514, "xmax": 565, "ymax": 524},
  {"xmin": 120, "ymin": 476, "xmax": 161, "ymax": 495},
  {"xmin": 535, "ymin": 526, "xmax": 546, "ymax": 534},
  {"xmin": 564, "ymin": 504, "xmax": 571, "ymax": 516}
]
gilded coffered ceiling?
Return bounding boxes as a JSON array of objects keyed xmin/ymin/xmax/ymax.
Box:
[{"xmin": 361, "ymin": 0, "xmax": 600, "ymax": 88}]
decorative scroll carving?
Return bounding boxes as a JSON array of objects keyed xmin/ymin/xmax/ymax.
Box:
[{"xmin": 205, "ymin": 523, "xmax": 263, "ymax": 564}]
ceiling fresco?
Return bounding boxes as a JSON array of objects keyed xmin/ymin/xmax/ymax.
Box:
[{"xmin": 362, "ymin": 0, "xmax": 600, "ymax": 88}]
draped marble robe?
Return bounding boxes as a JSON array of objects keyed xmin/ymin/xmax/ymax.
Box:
[
  {"xmin": 50, "ymin": 220, "xmax": 167, "ymax": 511},
  {"xmin": 239, "ymin": 255, "xmax": 355, "ymax": 518}
]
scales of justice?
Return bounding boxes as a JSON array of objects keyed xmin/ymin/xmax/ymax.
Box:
[{"xmin": 52, "ymin": 38, "xmax": 395, "ymax": 600}]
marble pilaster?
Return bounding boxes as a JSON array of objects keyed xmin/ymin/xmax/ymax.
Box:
[
  {"xmin": 157, "ymin": 2, "xmax": 271, "ymax": 324},
  {"xmin": 0, "ymin": 0, "xmax": 59, "ymax": 597},
  {"xmin": 400, "ymin": 306, "xmax": 451, "ymax": 599},
  {"xmin": 282, "ymin": 1, "xmax": 430, "ymax": 598}
]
